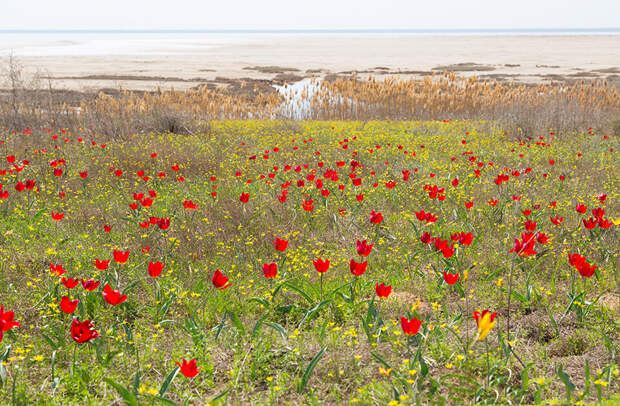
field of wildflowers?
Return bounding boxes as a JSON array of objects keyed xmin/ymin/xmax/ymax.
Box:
[{"xmin": 0, "ymin": 120, "xmax": 618, "ymax": 405}]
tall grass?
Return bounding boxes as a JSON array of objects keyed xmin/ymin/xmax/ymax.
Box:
[{"xmin": 2, "ymin": 59, "xmax": 619, "ymax": 138}]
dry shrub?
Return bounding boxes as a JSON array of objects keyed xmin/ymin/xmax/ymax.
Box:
[
  {"xmin": 613, "ymin": 120, "xmax": 620, "ymax": 136},
  {"xmin": 3, "ymin": 57, "xmax": 620, "ymax": 138}
]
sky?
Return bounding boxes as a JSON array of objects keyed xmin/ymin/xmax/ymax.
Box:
[{"xmin": 0, "ymin": 0, "xmax": 619, "ymax": 30}]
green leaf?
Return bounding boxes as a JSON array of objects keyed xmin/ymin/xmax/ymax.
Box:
[
  {"xmin": 227, "ymin": 311, "xmax": 245, "ymax": 336},
  {"xmin": 104, "ymin": 378, "xmax": 139, "ymax": 406},
  {"xmin": 154, "ymin": 396, "xmax": 177, "ymax": 405},
  {"xmin": 298, "ymin": 346, "xmax": 326, "ymax": 393},
  {"xmin": 285, "ymin": 282, "xmax": 314, "ymax": 304},
  {"xmin": 298, "ymin": 299, "xmax": 331, "ymax": 329},
  {"xmin": 158, "ymin": 366, "xmax": 180, "ymax": 397},
  {"xmin": 511, "ymin": 290, "xmax": 527, "ymax": 304},
  {"xmin": 262, "ymin": 322, "xmax": 288, "ymax": 340},
  {"xmin": 214, "ymin": 317, "xmax": 227, "ymax": 341},
  {"xmin": 251, "ymin": 315, "xmax": 269, "ymax": 337},
  {"xmin": 0, "ymin": 346, "xmax": 10, "ymax": 385},
  {"xmin": 556, "ymin": 364, "xmax": 574, "ymax": 401},
  {"xmin": 211, "ymin": 388, "xmax": 231, "ymax": 404},
  {"xmin": 521, "ymin": 363, "xmax": 534, "ymax": 393},
  {"xmin": 548, "ymin": 312, "xmax": 559, "ymax": 336},
  {"xmin": 132, "ymin": 372, "xmax": 141, "ymax": 396},
  {"xmin": 370, "ymin": 352, "xmax": 392, "ymax": 369},
  {"xmin": 248, "ymin": 297, "xmax": 270, "ymax": 307}
]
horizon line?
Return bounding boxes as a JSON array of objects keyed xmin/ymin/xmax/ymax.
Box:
[{"xmin": 1, "ymin": 27, "xmax": 620, "ymax": 34}]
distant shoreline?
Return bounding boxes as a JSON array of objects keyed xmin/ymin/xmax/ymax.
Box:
[
  {"xmin": 2, "ymin": 34, "xmax": 619, "ymax": 92},
  {"xmin": 2, "ymin": 28, "xmax": 620, "ymax": 35}
]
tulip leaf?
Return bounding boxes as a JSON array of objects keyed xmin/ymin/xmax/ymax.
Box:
[
  {"xmin": 132, "ymin": 372, "xmax": 141, "ymax": 396},
  {"xmin": 227, "ymin": 311, "xmax": 245, "ymax": 336},
  {"xmin": 211, "ymin": 388, "xmax": 231, "ymax": 403},
  {"xmin": 214, "ymin": 317, "xmax": 227, "ymax": 341},
  {"xmin": 158, "ymin": 366, "xmax": 180, "ymax": 398},
  {"xmin": 298, "ymin": 346, "xmax": 326, "ymax": 393},
  {"xmin": 251, "ymin": 315, "xmax": 269, "ymax": 337},
  {"xmin": 285, "ymin": 282, "xmax": 313, "ymax": 304},
  {"xmin": 370, "ymin": 351, "xmax": 392, "ymax": 370},
  {"xmin": 298, "ymin": 299, "xmax": 331, "ymax": 329},
  {"xmin": 0, "ymin": 346, "xmax": 9, "ymax": 385},
  {"xmin": 248, "ymin": 297, "xmax": 270, "ymax": 307},
  {"xmin": 104, "ymin": 378, "xmax": 138, "ymax": 406},
  {"xmin": 262, "ymin": 322, "xmax": 288, "ymax": 340},
  {"xmin": 556, "ymin": 364, "xmax": 574, "ymax": 403},
  {"xmin": 154, "ymin": 396, "xmax": 177, "ymax": 405}
]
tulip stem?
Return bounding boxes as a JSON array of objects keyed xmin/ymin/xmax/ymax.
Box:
[
  {"xmin": 72, "ymin": 344, "xmax": 77, "ymax": 376},
  {"xmin": 320, "ymin": 273, "xmax": 323, "ymax": 301},
  {"xmin": 485, "ymin": 339, "xmax": 490, "ymax": 389}
]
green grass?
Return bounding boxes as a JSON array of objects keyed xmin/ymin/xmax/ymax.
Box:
[{"xmin": 0, "ymin": 120, "xmax": 618, "ymax": 405}]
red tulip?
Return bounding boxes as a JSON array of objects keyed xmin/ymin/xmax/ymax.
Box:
[
  {"xmin": 356, "ymin": 240, "xmax": 373, "ymax": 257},
  {"xmin": 262, "ymin": 262, "xmax": 277, "ymax": 279},
  {"xmin": 102, "ymin": 284, "xmax": 127, "ymax": 305},
  {"xmin": 212, "ymin": 270, "xmax": 231, "ymax": 289},
  {"xmin": 370, "ymin": 210, "xmax": 383, "ymax": 224},
  {"xmin": 302, "ymin": 199, "xmax": 314, "ymax": 211},
  {"xmin": 176, "ymin": 358, "xmax": 200, "ymax": 378},
  {"xmin": 49, "ymin": 264, "xmax": 66, "ymax": 277},
  {"xmin": 0, "ymin": 305, "xmax": 20, "ymax": 342},
  {"xmin": 70, "ymin": 319, "xmax": 99, "ymax": 343},
  {"xmin": 62, "ymin": 277, "xmax": 80, "ymax": 289},
  {"xmin": 313, "ymin": 259, "xmax": 330, "ymax": 273},
  {"xmin": 583, "ymin": 218, "xmax": 597, "ymax": 229},
  {"xmin": 592, "ymin": 208, "xmax": 605, "ymax": 219},
  {"xmin": 598, "ymin": 218, "xmax": 613, "ymax": 229},
  {"xmin": 349, "ymin": 259, "xmax": 367, "ymax": 276},
  {"xmin": 510, "ymin": 233, "xmax": 537, "ymax": 257},
  {"xmin": 400, "ymin": 316, "xmax": 423, "ymax": 336},
  {"xmin": 60, "ymin": 296, "xmax": 79, "ymax": 314},
  {"xmin": 375, "ymin": 282, "xmax": 392, "ymax": 298},
  {"xmin": 93, "ymin": 259, "xmax": 110, "ymax": 270},
  {"xmin": 575, "ymin": 204, "xmax": 587, "ymax": 214},
  {"xmin": 576, "ymin": 261, "xmax": 597, "ymax": 278},
  {"xmin": 550, "ymin": 216, "xmax": 563, "ymax": 225},
  {"xmin": 568, "ymin": 253, "xmax": 596, "ymax": 278},
  {"xmin": 458, "ymin": 232, "xmax": 473, "ymax": 246},
  {"xmin": 240, "ymin": 192, "xmax": 250, "ymax": 203},
  {"xmin": 157, "ymin": 218, "xmax": 171, "ymax": 230},
  {"xmin": 113, "ymin": 250, "xmax": 130, "ymax": 264},
  {"xmin": 182, "ymin": 200, "xmax": 197, "ymax": 209},
  {"xmin": 51, "ymin": 212, "xmax": 64, "ymax": 221},
  {"xmin": 273, "ymin": 238, "xmax": 288, "ymax": 252},
  {"xmin": 148, "ymin": 261, "xmax": 166, "ymax": 277},
  {"xmin": 442, "ymin": 271, "xmax": 460, "ymax": 285},
  {"xmin": 418, "ymin": 232, "xmax": 432, "ymax": 246},
  {"xmin": 536, "ymin": 233, "xmax": 549, "ymax": 244},
  {"xmin": 81, "ymin": 279, "xmax": 100, "ymax": 292}
]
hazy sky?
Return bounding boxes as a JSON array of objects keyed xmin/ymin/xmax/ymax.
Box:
[{"xmin": 1, "ymin": 0, "xmax": 619, "ymax": 30}]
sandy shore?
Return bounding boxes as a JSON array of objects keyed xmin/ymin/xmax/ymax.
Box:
[{"xmin": 2, "ymin": 34, "xmax": 620, "ymax": 91}]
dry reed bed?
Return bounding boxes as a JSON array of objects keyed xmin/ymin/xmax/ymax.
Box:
[{"xmin": 2, "ymin": 73, "xmax": 619, "ymax": 136}]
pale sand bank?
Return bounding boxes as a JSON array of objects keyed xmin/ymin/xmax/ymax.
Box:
[{"xmin": 1, "ymin": 34, "xmax": 619, "ymax": 91}]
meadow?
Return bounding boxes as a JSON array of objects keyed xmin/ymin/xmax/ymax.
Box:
[{"xmin": 0, "ymin": 117, "xmax": 617, "ymax": 405}]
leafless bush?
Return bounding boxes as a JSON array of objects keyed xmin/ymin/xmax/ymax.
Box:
[{"xmin": 2, "ymin": 58, "xmax": 619, "ymax": 139}]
